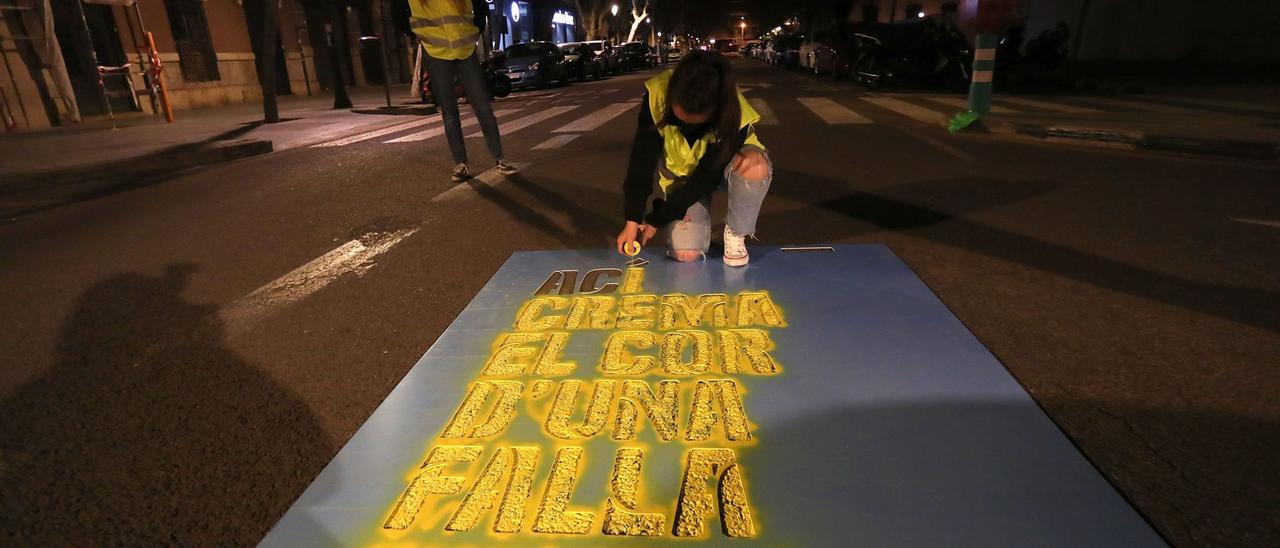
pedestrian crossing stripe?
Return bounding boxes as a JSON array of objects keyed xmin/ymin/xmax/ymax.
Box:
[
  {"xmin": 384, "ymin": 108, "xmax": 523, "ymax": 143},
  {"xmin": 861, "ymin": 97, "xmax": 948, "ymax": 125},
  {"xmin": 997, "ymin": 96, "xmax": 1101, "ymax": 114},
  {"xmin": 797, "ymin": 97, "xmax": 872, "ymax": 124},
  {"xmin": 315, "ymin": 94, "xmax": 1209, "ymax": 148},
  {"xmin": 466, "ymin": 105, "xmax": 581, "ymax": 138},
  {"xmin": 532, "ymin": 134, "xmax": 581, "ymax": 150},
  {"xmin": 313, "ymin": 117, "xmax": 445, "ymax": 147},
  {"xmin": 924, "ymin": 96, "xmax": 1020, "ymax": 114},
  {"xmin": 552, "ymin": 102, "xmax": 637, "ymax": 133},
  {"xmin": 749, "ymin": 98, "xmax": 778, "ymax": 125}
]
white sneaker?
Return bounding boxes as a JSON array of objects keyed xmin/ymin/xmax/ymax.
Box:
[
  {"xmin": 723, "ymin": 226, "xmax": 749, "ymax": 267},
  {"xmin": 451, "ymin": 163, "xmax": 470, "ymax": 182}
]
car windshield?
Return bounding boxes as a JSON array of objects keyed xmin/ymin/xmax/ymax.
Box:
[
  {"xmin": 559, "ymin": 45, "xmax": 576, "ymax": 53},
  {"xmin": 508, "ymin": 44, "xmax": 549, "ymax": 57}
]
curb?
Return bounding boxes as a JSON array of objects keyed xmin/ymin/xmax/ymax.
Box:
[{"xmin": 983, "ymin": 119, "xmax": 1280, "ymax": 160}]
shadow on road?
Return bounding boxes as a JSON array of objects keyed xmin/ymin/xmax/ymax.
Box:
[
  {"xmin": 0, "ymin": 264, "xmax": 335, "ymax": 545},
  {"xmin": 463, "ymin": 173, "xmax": 618, "ymax": 249},
  {"xmin": 759, "ymin": 171, "xmax": 1280, "ymax": 334}
]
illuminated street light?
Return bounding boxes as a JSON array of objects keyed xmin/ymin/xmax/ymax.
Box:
[
  {"xmin": 611, "ymin": 3, "xmax": 618, "ymax": 16},
  {"xmin": 917, "ymin": 11, "xmax": 926, "ymax": 18}
]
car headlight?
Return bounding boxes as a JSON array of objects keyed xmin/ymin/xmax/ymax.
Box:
[{"xmin": 529, "ymin": 62, "xmax": 541, "ymax": 71}]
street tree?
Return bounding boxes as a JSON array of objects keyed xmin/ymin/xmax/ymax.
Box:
[
  {"xmin": 624, "ymin": 0, "xmax": 650, "ymax": 43},
  {"xmin": 573, "ymin": 0, "xmax": 611, "ymax": 40}
]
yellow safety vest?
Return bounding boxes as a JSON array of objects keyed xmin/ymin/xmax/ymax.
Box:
[
  {"xmin": 644, "ymin": 70, "xmax": 765, "ymax": 192},
  {"xmin": 410, "ymin": 0, "xmax": 479, "ymax": 60}
]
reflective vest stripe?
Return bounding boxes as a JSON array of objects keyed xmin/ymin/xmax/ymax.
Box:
[
  {"xmin": 418, "ymin": 34, "xmax": 477, "ymax": 49},
  {"xmin": 658, "ymin": 161, "xmax": 682, "ymax": 182},
  {"xmin": 411, "ymin": 14, "xmax": 472, "ymax": 28}
]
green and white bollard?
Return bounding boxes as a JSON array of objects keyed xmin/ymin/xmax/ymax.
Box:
[{"xmin": 948, "ymin": 33, "xmax": 998, "ymax": 132}]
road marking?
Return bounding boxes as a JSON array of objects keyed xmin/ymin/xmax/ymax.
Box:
[
  {"xmin": 924, "ymin": 96, "xmax": 1020, "ymax": 114},
  {"xmin": 467, "ymin": 105, "xmax": 580, "ymax": 138},
  {"xmin": 797, "ymin": 97, "xmax": 872, "ymax": 124},
  {"xmin": 597, "ymin": 88, "xmax": 619, "ymax": 94},
  {"xmin": 1077, "ymin": 97, "xmax": 1195, "ymax": 114},
  {"xmin": 1161, "ymin": 96, "xmax": 1280, "ymax": 115},
  {"xmin": 1232, "ymin": 218, "xmax": 1280, "ymax": 229},
  {"xmin": 998, "ymin": 96, "xmax": 1102, "ymax": 114},
  {"xmin": 532, "ymin": 134, "xmax": 581, "ymax": 149},
  {"xmin": 748, "ymin": 98, "xmax": 778, "ymax": 125},
  {"xmin": 313, "ymin": 117, "xmax": 441, "ymax": 147},
  {"xmin": 220, "ymin": 228, "xmax": 418, "ymax": 325},
  {"xmin": 860, "ymin": 96, "xmax": 948, "ymax": 125},
  {"xmin": 385, "ymin": 108, "xmax": 521, "ymax": 143},
  {"xmin": 892, "ymin": 123, "xmax": 976, "ymax": 162},
  {"xmin": 553, "ymin": 102, "xmax": 637, "ymax": 132},
  {"xmin": 432, "ymin": 162, "xmax": 528, "ymax": 202}
]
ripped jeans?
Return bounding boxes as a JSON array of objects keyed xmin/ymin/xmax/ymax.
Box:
[{"xmin": 666, "ymin": 153, "xmax": 773, "ymax": 253}]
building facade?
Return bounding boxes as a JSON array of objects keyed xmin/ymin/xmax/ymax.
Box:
[{"xmin": 0, "ymin": 0, "xmax": 422, "ymax": 131}]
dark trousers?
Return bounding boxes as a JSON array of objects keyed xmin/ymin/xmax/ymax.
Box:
[{"xmin": 423, "ymin": 51, "xmax": 504, "ymax": 164}]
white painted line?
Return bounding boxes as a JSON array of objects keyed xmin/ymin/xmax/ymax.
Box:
[
  {"xmin": 432, "ymin": 163, "xmax": 528, "ymax": 202},
  {"xmin": 748, "ymin": 98, "xmax": 778, "ymax": 125},
  {"xmin": 313, "ymin": 117, "xmax": 440, "ymax": 147},
  {"xmin": 220, "ymin": 228, "xmax": 418, "ymax": 325},
  {"xmin": 998, "ymin": 96, "xmax": 1102, "ymax": 114},
  {"xmin": 860, "ymin": 96, "xmax": 948, "ymax": 125},
  {"xmin": 553, "ymin": 102, "xmax": 637, "ymax": 132},
  {"xmin": 797, "ymin": 97, "xmax": 873, "ymax": 124},
  {"xmin": 925, "ymin": 96, "xmax": 1020, "ymax": 114},
  {"xmin": 1232, "ymin": 218, "xmax": 1280, "ymax": 229},
  {"xmin": 466, "ymin": 105, "xmax": 580, "ymax": 138},
  {"xmin": 1164, "ymin": 96, "xmax": 1280, "ymax": 115},
  {"xmin": 386, "ymin": 108, "xmax": 521, "ymax": 143},
  {"xmin": 1078, "ymin": 97, "xmax": 1195, "ymax": 114},
  {"xmin": 597, "ymin": 88, "xmax": 619, "ymax": 94},
  {"xmin": 532, "ymin": 133, "xmax": 581, "ymax": 150}
]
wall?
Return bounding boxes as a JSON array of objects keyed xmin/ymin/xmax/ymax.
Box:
[{"xmin": 1026, "ymin": 0, "xmax": 1280, "ymax": 63}]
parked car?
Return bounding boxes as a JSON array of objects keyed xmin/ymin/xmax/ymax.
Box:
[
  {"xmin": 570, "ymin": 40, "xmax": 622, "ymax": 75},
  {"xmin": 665, "ymin": 47, "xmax": 682, "ymax": 62},
  {"xmin": 618, "ymin": 41, "xmax": 656, "ymax": 69},
  {"xmin": 560, "ymin": 42, "xmax": 604, "ymax": 81},
  {"xmin": 502, "ymin": 41, "xmax": 570, "ymax": 89},
  {"xmin": 771, "ymin": 34, "xmax": 803, "ymax": 69}
]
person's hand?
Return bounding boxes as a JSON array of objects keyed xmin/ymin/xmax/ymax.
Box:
[
  {"xmin": 616, "ymin": 221, "xmax": 657, "ymax": 255},
  {"xmin": 731, "ymin": 149, "xmax": 769, "ymax": 182}
]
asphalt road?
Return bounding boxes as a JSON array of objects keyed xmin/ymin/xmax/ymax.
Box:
[{"xmin": 1, "ymin": 58, "xmax": 1277, "ymax": 546}]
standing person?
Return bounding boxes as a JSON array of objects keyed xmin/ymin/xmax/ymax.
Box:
[
  {"xmin": 410, "ymin": 0, "xmax": 517, "ymax": 181},
  {"xmin": 615, "ymin": 50, "xmax": 772, "ymax": 266}
]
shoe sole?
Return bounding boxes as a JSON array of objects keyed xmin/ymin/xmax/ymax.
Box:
[{"xmin": 723, "ymin": 254, "xmax": 749, "ymax": 267}]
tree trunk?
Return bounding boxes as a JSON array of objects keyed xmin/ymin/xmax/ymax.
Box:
[
  {"xmin": 329, "ymin": 0, "xmax": 353, "ymax": 109},
  {"xmin": 259, "ymin": 0, "xmax": 281, "ymax": 123},
  {"xmin": 625, "ymin": 1, "xmax": 647, "ymax": 43}
]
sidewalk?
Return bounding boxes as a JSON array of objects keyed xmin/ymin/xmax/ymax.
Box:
[
  {"xmin": 978, "ymin": 85, "xmax": 1280, "ymax": 160},
  {"xmin": 0, "ymin": 87, "xmax": 436, "ymax": 217}
]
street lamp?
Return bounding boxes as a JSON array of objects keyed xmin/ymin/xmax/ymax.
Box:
[{"xmin": 611, "ymin": 3, "xmax": 618, "ymax": 16}]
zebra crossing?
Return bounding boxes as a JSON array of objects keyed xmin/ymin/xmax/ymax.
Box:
[{"xmin": 310, "ymin": 89, "xmax": 1216, "ymax": 150}]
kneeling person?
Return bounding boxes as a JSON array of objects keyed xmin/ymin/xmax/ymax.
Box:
[{"xmin": 615, "ymin": 51, "xmax": 771, "ymax": 266}]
